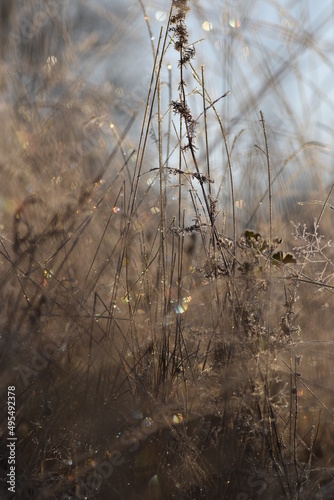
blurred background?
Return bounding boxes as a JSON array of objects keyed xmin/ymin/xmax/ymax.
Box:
[{"xmin": 1, "ymin": 0, "xmax": 333, "ymax": 236}]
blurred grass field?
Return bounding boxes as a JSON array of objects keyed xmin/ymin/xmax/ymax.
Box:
[{"xmin": 0, "ymin": 1, "xmax": 334, "ymax": 499}]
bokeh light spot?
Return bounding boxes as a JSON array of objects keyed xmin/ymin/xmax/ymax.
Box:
[
  {"xmin": 229, "ymin": 17, "xmax": 241, "ymax": 28},
  {"xmin": 156, "ymin": 10, "xmax": 167, "ymax": 22},
  {"xmin": 202, "ymin": 21, "xmax": 213, "ymax": 31}
]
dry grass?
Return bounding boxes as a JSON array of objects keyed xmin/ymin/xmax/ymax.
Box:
[{"xmin": 0, "ymin": 1, "xmax": 334, "ymax": 499}]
